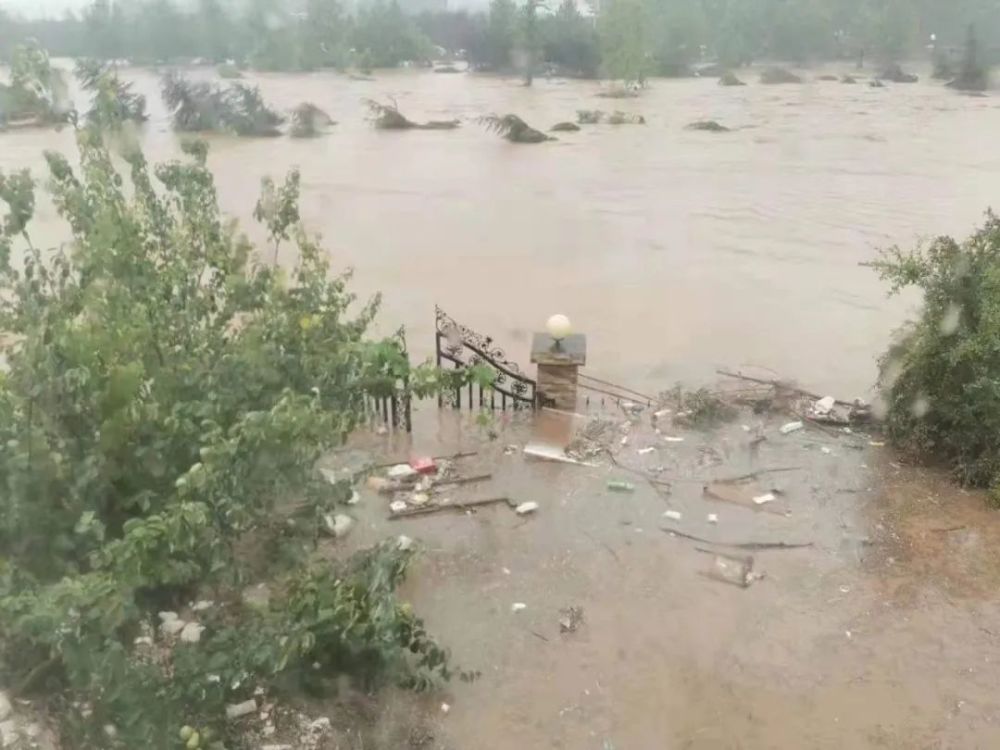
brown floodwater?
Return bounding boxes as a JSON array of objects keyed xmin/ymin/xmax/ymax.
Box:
[{"xmin": 4, "ymin": 64, "xmax": 1000, "ymax": 749}]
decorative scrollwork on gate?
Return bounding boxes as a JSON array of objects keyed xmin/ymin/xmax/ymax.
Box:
[{"xmin": 435, "ymin": 306, "xmax": 536, "ymax": 410}]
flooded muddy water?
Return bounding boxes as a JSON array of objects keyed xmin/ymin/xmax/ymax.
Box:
[
  {"xmin": 5, "ymin": 65, "xmax": 1000, "ymax": 748},
  {"xmin": 4, "ymin": 65, "xmax": 1000, "ymax": 396}
]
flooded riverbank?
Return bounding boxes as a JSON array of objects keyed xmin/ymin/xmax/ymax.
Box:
[{"xmin": 3, "ymin": 66, "xmax": 1000, "ymax": 397}]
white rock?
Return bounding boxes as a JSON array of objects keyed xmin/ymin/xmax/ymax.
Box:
[
  {"xmin": 0, "ymin": 691, "xmax": 11, "ymax": 721},
  {"xmin": 511, "ymin": 602, "xmax": 527, "ymax": 613},
  {"xmin": 157, "ymin": 611, "xmax": 179, "ymax": 623},
  {"xmin": 347, "ymin": 490, "xmax": 361, "ymax": 505},
  {"xmin": 389, "ymin": 500, "xmax": 408, "ymax": 514},
  {"xmin": 396, "ymin": 534, "xmax": 414, "ymax": 551},
  {"xmin": 662, "ymin": 510, "xmax": 682, "ymax": 521},
  {"xmin": 191, "ymin": 600, "xmax": 214, "ymax": 611},
  {"xmin": 779, "ymin": 421, "xmax": 804, "ymax": 435},
  {"xmin": 160, "ymin": 617, "xmax": 186, "ymax": 637},
  {"xmin": 387, "ymin": 464, "xmax": 417, "ymax": 479},
  {"xmin": 814, "ymin": 396, "xmax": 836, "ymax": 415},
  {"xmin": 515, "ymin": 501, "xmax": 539, "ymax": 516},
  {"xmin": 322, "ymin": 513, "xmax": 353, "ymax": 537},
  {"xmin": 226, "ymin": 700, "xmax": 258, "ymax": 720},
  {"xmin": 707, "ymin": 513, "xmax": 719, "ymax": 524},
  {"xmin": 179, "ymin": 622, "xmax": 204, "ymax": 644},
  {"xmin": 752, "ymin": 492, "xmax": 776, "ymax": 505}
]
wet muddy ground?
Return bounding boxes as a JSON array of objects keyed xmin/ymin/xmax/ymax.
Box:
[{"xmin": 335, "ymin": 401, "xmax": 1000, "ymax": 749}]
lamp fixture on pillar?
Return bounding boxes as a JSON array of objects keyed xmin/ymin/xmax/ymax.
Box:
[{"xmin": 546, "ymin": 314, "xmax": 572, "ymax": 350}]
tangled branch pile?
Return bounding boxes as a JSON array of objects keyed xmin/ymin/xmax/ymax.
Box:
[
  {"xmin": 0, "ymin": 131, "xmax": 465, "ymax": 747},
  {"xmin": 161, "ymin": 73, "xmax": 283, "ymax": 136},
  {"xmin": 873, "ymin": 213, "xmax": 1000, "ymax": 500}
]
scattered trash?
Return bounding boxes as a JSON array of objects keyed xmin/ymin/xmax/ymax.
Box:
[
  {"xmin": 389, "ymin": 496, "xmax": 517, "ymax": 519},
  {"xmin": 558, "ymin": 606, "xmax": 584, "ymax": 633},
  {"xmin": 524, "ymin": 442, "xmax": 597, "ymax": 466},
  {"xmin": 347, "ymin": 489, "xmax": 361, "ymax": 505},
  {"xmin": 702, "ymin": 551, "xmax": 755, "ymax": 588},
  {"xmin": 504, "ymin": 444, "xmax": 519, "ymax": 455},
  {"xmin": 845, "ymin": 630, "xmax": 853, "ymax": 639},
  {"xmin": 226, "ymin": 700, "xmax": 258, "ymax": 720},
  {"xmin": 869, "ymin": 440, "xmax": 886, "ymax": 447},
  {"xmin": 502, "ymin": 567, "xmax": 511, "ymax": 575},
  {"xmin": 158, "ymin": 611, "xmax": 186, "ymax": 637},
  {"xmin": 511, "ymin": 602, "xmax": 527, "ymax": 613},
  {"xmin": 409, "ymin": 492, "xmax": 430, "ymax": 506},
  {"xmin": 440, "ymin": 703, "xmax": 451, "ymax": 714},
  {"xmin": 637, "ymin": 447, "xmax": 656, "ymax": 455},
  {"xmin": 662, "ymin": 436, "xmax": 686, "ymax": 443},
  {"xmin": 814, "ymin": 396, "xmax": 836, "ymax": 415},
  {"xmin": 707, "ymin": 513, "xmax": 719, "ymax": 524},
  {"xmin": 409, "ymin": 457, "xmax": 437, "ymax": 474},
  {"xmin": 663, "ymin": 510, "xmax": 683, "ymax": 521},
  {"xmin": 820, "ymin": 446, "xmax": 832, "ymax": 455},
  {"xmin": 780, "ymin": 421, "xmax": 804, "ymax": 434},
  {"xmin": 620, "ymin": 435, "xmax": 629, "ymax": 446},
  {"xmin": 389, "ymin": 500, "xmax": 408, "ymax": 514},
  {"xmin": 703, "ymin": 482, "xmax": 786, "ymax": 514},
  {"xmin": 191, "ymin": 600, "xmax": 214, "ymax": 611},
  {"xmin": 387, "ymin": 464, "xmax": 418, "ymax": 480},
  {"xmin": 396, "ymin": 534, "xmax": 414, "ymax": 551},
  {"xmin": 607, "ymin": 480, "xmax": 636, "ymax": 493},
  {"xmin": 661, "ymin": 526, "xmax": 813, "ymax": 550},
  {"xmin": 515, "ymin": 501, "xmax": 539, "ymax": 516},
  {"xmin": 753, "ymin": 492, "xmax": 776, "ymax": 505}
]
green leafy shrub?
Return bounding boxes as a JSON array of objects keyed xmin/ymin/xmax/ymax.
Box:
[
  {"xmin": 0, "ymin": 39, "xmax": 69, "ymax": 126},
  {"xmin": 74, "ymin": 59, "xmax": 148, "ymax": 129},
  {"xmin": 160, "ymin": 73, "xmax": 283, "ymax": 136},
  {"xmin": 874, "ymin": 213, "xmax": 1000, "ymax": 495},
  {"xmin": 0, "ymin": 128, "xmax": 469, "ymax": 746}
]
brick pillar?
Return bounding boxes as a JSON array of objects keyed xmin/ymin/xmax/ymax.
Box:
[{"xmin": 530, "ymin": 333, "xmax": 586, "ymax": 410}]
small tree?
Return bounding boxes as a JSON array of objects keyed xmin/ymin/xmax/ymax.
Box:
[
  {"xmin": 598, "ymin": 0, "xmax": 650, "ymax": 86},
  {"xmin": 873, "ymin": 213, "xmax": 1000, "ymax": 501}
]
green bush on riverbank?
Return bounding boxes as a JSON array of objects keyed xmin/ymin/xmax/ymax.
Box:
[{"xmin": 874, "ymin": 213, "xmax": 1000, "ymax": 501}]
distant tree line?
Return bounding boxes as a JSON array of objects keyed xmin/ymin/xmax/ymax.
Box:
[{"xmin": 0, "ymin": 0, "xmax": 998, "ymax": 79}]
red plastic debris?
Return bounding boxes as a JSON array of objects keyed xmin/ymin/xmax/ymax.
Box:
[{"xmin": 409, "ymin": 457, "xmax": 437, "ymax": 474}]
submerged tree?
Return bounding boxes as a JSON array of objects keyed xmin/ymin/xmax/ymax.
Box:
[
  {"xmin": 948, "ymin": 24, "xmax": 990, "ymax": 91},
  {"xmin": 0, "ymin": 40, "xmax": 69, "ymax": 126},
  {"xmin": 598, "ymin": 0, "xmax": 650, "ymax": 86},
  {"xmin": 479, "ymin": 113, "xmax": 552, "ymax": 143},
  {"xmin": 364, "ymin": 98, "xmax": 459, "ymax": 130},
  {"xmin": 290, "ymin": 102, "xmax": 336, "ymax": 137},
  {"xmin": 161, "ymin": 73, "xmax": 283, "ymax": 136},
  {"xmin": 75, "ymin": 59, "xmax": 148, "ymax": 128}
]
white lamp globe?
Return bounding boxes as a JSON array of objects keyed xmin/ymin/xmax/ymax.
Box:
[{"xmin": 546, "ymin": 314, "xmax": 572, "ymax": 341}]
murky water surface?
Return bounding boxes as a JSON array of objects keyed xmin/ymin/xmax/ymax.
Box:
[{"xmin": 4, "ymin": 64, "xmax": 1000, "ymax": 749}]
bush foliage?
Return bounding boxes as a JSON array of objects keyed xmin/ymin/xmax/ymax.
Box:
[
  {"xmin": 0, "ymin": 124, "xmax": 477, "ymax": 746},
  {"xmin": 874, "ymin": 213, "xmax": 1000, "ymax": 497}
]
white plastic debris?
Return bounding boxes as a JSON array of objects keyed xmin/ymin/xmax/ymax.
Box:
[
  {"xmin": 752, "ymin": 492, "xmax": 776, "ymax": 505},
  {"xmin": 663, "ymin": 510, "xmax": 683, "ymax": 521},
  {"xmin": 779, "ymin": 421, "xmax": 804, "ymax": 434},
  {"xmin": 662, "ymin": 436, "xmax": 685, "ymax": 443},
  {"xmin": 707, "ymin": 513, "xmax": 719, "ymax": 524},
  {"xmin": 387, "ymin": 464, "xmax": 418, "ymax": 479},
  {"xmin": 389, "ymin": 500, "xmax": 408, "ymax": 514},
  {"xmin": 158, "ymin": 612, "xmax": 186, "ymax": 637},
  {"xmin": 515, "ymin": 501, "xmax": 539, "ymax": 516},
  {"xmin": 620, "ymin": 435, "xmax": 629, "ymax": 446},
  {"xmin": 814, "ymin": 396, "xmax": 836, "ymax": 415},
  {"xmin": 511, "ymin": 602, "xmax": 527, "ymax": 613},
  {"xmin": 309, "ymin": 717, "xmax": 332, "ymax": 733},
  {"xmin": 440, "ymin": 703, "xmax": 451, "ymax": 714},
  {"xmin": 637, "ymin": 447, "xmax": 656, "ymax": 455},
  {"xmin": 347, "ymin": 490, "xmax": 361, "ymax": 505},
  {"xmin": 226, "ymin": 700, "xmax": 257, "ymax": 720},
  {"xmin": 409, "ymin": 492, "xmax": 430, "ymax": 506},
  {"xmin": 158, "ymin": 611, "xmax": 179, "ymax": 623},
  {"xmin": 396, "ymin": 534, "xmax": 414, "ymax": 551},
  {"xmin": 502, "ymin": 567, "xmax": 511, "ymax": 575},
  {"xmin": 820, "ymin": 446, "xmax": 832, "ymax": 455},
  {"xmin": 869, "ymin": 440, "xmax": 886, "ymax": 447},
  {"xmin": 179, "ymin": 622, "xmax": 204, "ymax": 644},
  {"xmin": 191, "ymin": 600, "xmax": 214, "ymax": 612}
]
